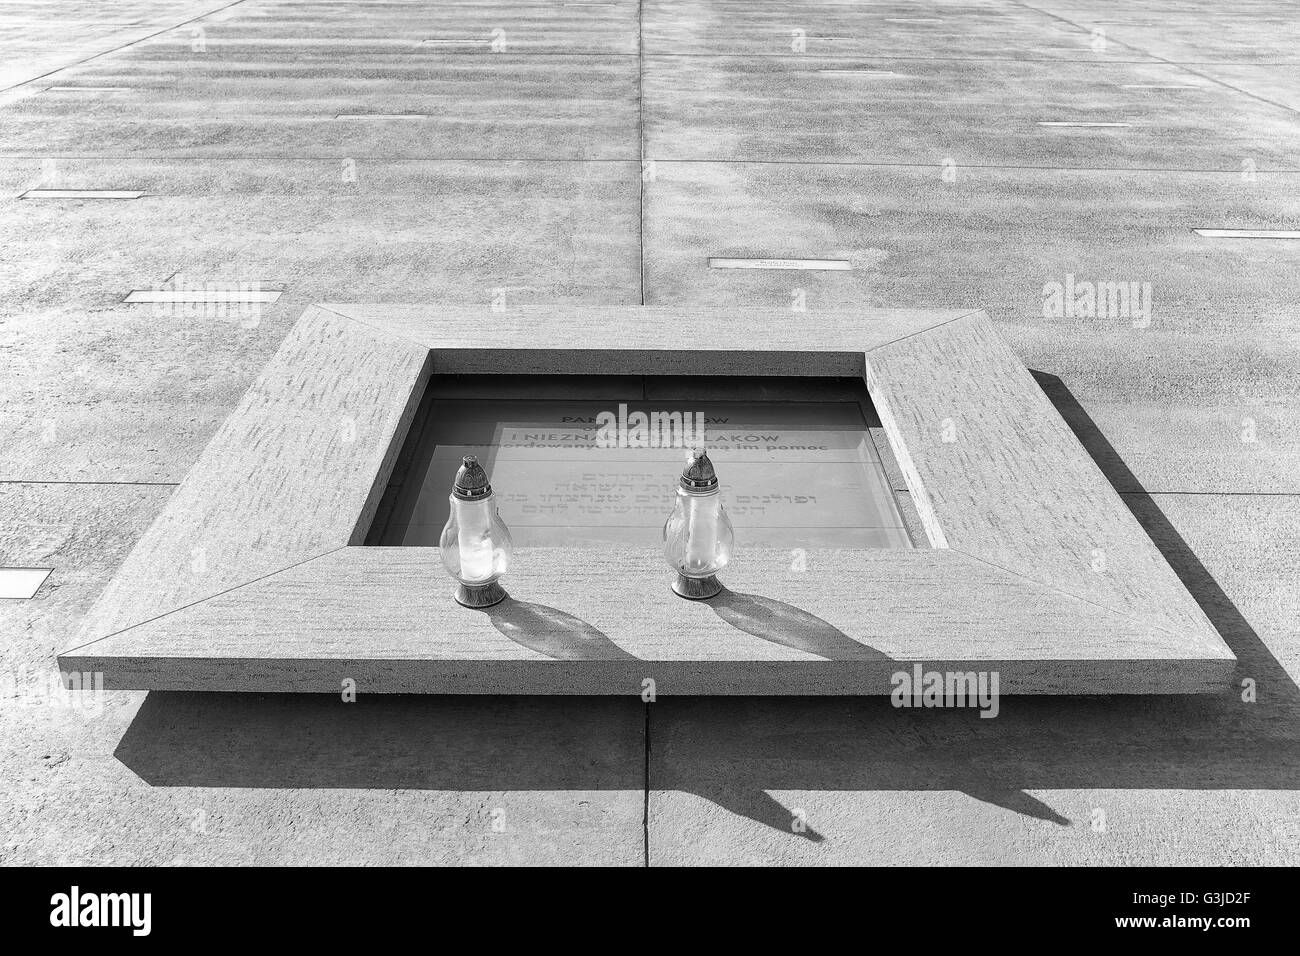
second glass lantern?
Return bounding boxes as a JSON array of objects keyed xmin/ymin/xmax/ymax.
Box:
[{"xmin": 662, "ymin": 447, "xmax": 734, "ymax": 599}]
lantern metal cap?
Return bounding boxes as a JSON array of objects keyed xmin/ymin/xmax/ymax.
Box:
[
  {"xmin": 679, "ymin": 447, "xmax": 719, "ymax": 492},
  {"xmin": 452, "ymin": 455, "xmax": 492, "ymax": 500}
]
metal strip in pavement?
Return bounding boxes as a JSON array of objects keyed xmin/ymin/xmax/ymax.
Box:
[
  {"xmin": 20, "ymin": 189, "xmax": 143, "ymax": 199},
  {"xmin": 124, "ymin": 289, "xmax": 283, "ymax": 304},
  {"xmin": 334, "ymin": 113, "xmax": 430, "ymax": 119},
  {"xmin": 1193, "ymin": 229, "xmax": 1300, "ymax": 239},
  {"xmin": 0, "ymin": 568, "xmax": 52, "ymax": 600},
  {"xmin": 709, "ymin": 258, "xmax": 852, "ymax": 271}
]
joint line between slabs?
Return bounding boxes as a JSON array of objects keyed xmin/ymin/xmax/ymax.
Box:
[
  {"xmin": 0, "ymin": 479, "xmax": 180, "ymax": 487},
  {"xmin": 643, "ymin": 700, "xmax": 650, "ymax": 867},
  {"xmin": 10, "ymin": 155, "xmax": 1298, "ymax": 176}
]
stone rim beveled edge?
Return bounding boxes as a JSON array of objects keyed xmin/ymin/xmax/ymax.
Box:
[
  {"xmin": 58, "ymin": 304, "xmax": 1236, "ymax": 686},
  {"xmin": 58, "ymin": 305, "xmax": 432, "ymax": 660},
  {"xmin": 314, "ymin": 302, "xmax": 985, "ymax": 355},
  {"xmin": 863, "ymin": 309, "xmax": 1233, "ymax": 659},
  {"xmin": 62, "ymin": 546, "xmax": 1234, "ymax": 678},
  {"xmin": 57, "ymin": 547, "xmax": 349, "ymax": 662}
]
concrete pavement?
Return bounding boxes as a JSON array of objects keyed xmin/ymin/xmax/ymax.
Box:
[{"xmin": 1, "ymin": 0, "xmax": 1298, "ymax": 864}]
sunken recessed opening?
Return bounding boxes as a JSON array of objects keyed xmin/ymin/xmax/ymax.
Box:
[{"xmin": 365, "ymin": 374, "xmax": 919, "ymax": 549}]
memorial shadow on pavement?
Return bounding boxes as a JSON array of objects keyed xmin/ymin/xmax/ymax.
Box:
[
  {"xmin": 114, "ymin": 375, "xmax": 1300, "ymax": 838},
  {"xmin": 651, "ymin": 374, "xmax": 1300, "ymax": 837}
]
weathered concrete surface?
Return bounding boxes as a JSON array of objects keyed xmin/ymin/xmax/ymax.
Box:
[
  {"xmin": 0, "ymin": 483, "xmax": 170, "ymax": 666},
  {"xmin": 0, "ymin": 158, "xmax": 639, "ymax": 481},
  {"xmin": 643, "ymin": 164, "xmax": 1300, "ymax": 328},
  {"xmin": 1009, "ymin": 322, "xmax": 1300, "ymax": 495},
  {"xmin": 1188, "ymin": 66, "xmax": 1300, "ymax": 114},
  {"xmin": 181, "ymin": 0, "xmax": 641, "ymax": 55},
  {"xmin": 2, "ymin": 55, "xmax": 639, "ymax": 158},
  {"xmin": 0, "ymin": 159, "xmax": 638, "ymax": 320},
  {"xmin": 643, "ymin": 164, "xmax": 1300, "ymax": 491},
  {"xmin": 2, "ymin": 0, "xmax": 1299, "ymax": 865},
  {"xmin": 648, "ymin": 494, "xmax": 1300, "ymax": 864},
  {"xmin": 642, "ymin": 0, "xmax": 1158, "ymax": 61},
  {"xmin": 1024, "ymin": 1, "xmax": 1300, "ymax": 63},
  {"xmin": 0, "ymin": 0, "xmax": 221, "ymax": 92},
  {"xmin": 644, "ymin": 56, "xmax": 1300, "ymax": 168}
]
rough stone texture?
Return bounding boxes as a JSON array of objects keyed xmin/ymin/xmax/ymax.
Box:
[{"xmin": 2, "ymin": 0, "xmax": 1298, "ymax": 865}]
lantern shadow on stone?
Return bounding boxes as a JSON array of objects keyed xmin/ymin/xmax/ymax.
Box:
[
  {"xmin": 483, "ymin": 599, "xmax": 639, "ymax": 662},
  {"xmin": 709, "ymin": 589, "xmax": 891, "ymax": 662}
]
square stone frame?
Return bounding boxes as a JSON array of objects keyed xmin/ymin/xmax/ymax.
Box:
[{"xmin": 58, "ymin": 304, "xmax": 1236, "ymax": 695}]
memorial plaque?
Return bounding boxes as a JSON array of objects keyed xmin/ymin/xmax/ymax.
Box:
[{"xmin": 372, "ymin": 384, "xmax": 912, "ymax": 549}]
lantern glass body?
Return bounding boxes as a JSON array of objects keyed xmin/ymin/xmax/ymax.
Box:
[
  {"xmin": 662, "ymin": 486, "xmax": 734, "ymax": 578},
  {"xmin": 439, "ymin": 493, "xmax": 513, "ymax": 586}
]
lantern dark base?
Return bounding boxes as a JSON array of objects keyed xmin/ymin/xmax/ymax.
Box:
[
  {"xmin": 455, "ymin": 580, "xmax": 508, "ymax": 608},
  {"xmin": 673, "ymin": 573, "xmax": 723, "ymax": 600}
]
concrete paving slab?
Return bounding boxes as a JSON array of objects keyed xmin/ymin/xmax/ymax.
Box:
[
  {"xmin": 2, "ymin": 689, "xmax": 648, "ymax": 866},
  {"xmin": 644, "ymin": 55, "xmax": 1300, "ymax": 168},
  {"xmin": 1142, "ymin": 492, "xmax": 1300, "ymax": 680},
  {"xmin": 1, "ymin": 54, "xmax": 639, "ymax": 159},
  {"xmin": 1025, "ymin": 2, "xmax": 1300, "ymax": 63},
  {"xmin": 0, "ymin": 158, "xmax": 639, "ymax": 481},
  {"xmin": 1028, "ymin": 0, "xmax": 1296, "ymax": 12},
  {"xmin": 643, "ymin": 163, "xmax": 1300, "ymax": 492},
  {"xmin": 0, "ymin": 483, "xmax": 645, "ymax": 865},
  {"xmin": 0, "ymin": 482, "xmax": 171, "ymax": 670},
  {"xmin": 642, "ymin": 163, "xmax": 1300, "ymax": 332},
  {"xmin": 161, "ymin": 0, "xmax": 641, "ymax": 55},
  {"xmin": 642, "ymin": 0, "xmax": 1154, "ymax": 61},
  {"xmin": 0, "ymin": 304, "xmax": 283, "ymax": 483},
  {"xmin": 0, "ymin": 0, "xmax": 221, "ymax": 91},
  {"xmin": 6, "ymin": 0, "xmax": 1300, "ymax": 867},
  {"xmin": 1010, "ymin": 322, "xmax": 1300, "ymax": 496},
  {"xmin": 0, "ymin": 159, "xmax": 639, "ymax": 317},
  {"xmin": 647, "ymin": 492, "xmax": 1300, "ymax": 865},
  {"xmin": 1183, "ymin": 64, "xmax": 1300, "ymax": 114}
]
